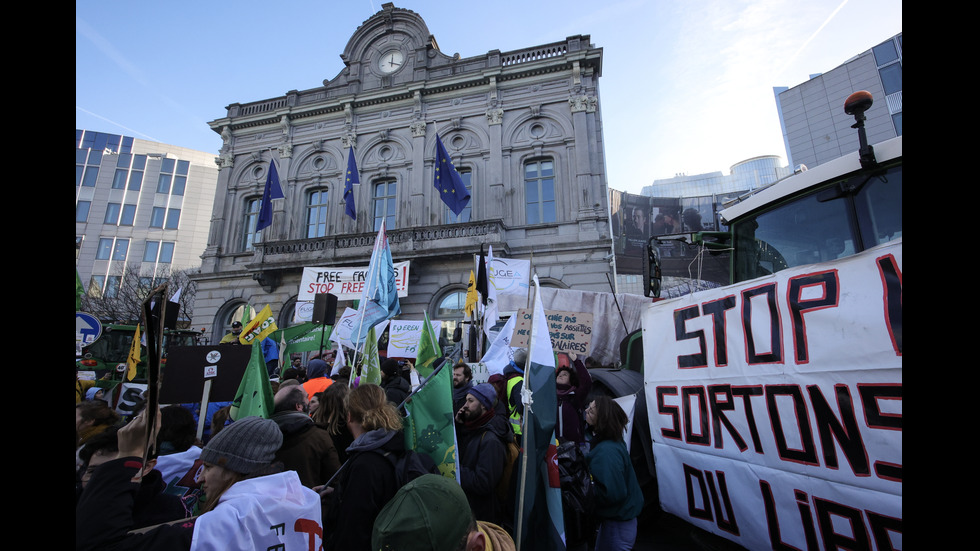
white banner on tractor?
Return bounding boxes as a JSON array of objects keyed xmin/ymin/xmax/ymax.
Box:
[{"xmin": 643, "ymin": 239, "xmax": 902, "ymax": 550}]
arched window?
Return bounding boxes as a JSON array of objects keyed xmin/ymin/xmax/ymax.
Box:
[{"xmin": 434, "ymin": 287, "xmax": 468, "ymax": 349}]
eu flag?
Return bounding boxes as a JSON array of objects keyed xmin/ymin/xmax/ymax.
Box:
[
  {"xmin": 345, "ymin": 148, "xmax": 358, "ymax": 221},
  {"xmin": 256, "ymin": 160, "xmax": 283, "ymax": 232},
  {"xmin": 434, "ymin": 134, "xmax": 470, "ymax": 216}
]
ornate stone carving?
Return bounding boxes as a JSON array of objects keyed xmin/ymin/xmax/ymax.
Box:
[
  {"xmin": 411, "ymin": 120, "xmax": 427, "ymax": 137},
  {"xmin": 486, "ymin": 108, "xmax": 504, "ymax": 125},
  {"xmin": 569, "ymin": 95, "xmax": 597, "ymax": 113}
]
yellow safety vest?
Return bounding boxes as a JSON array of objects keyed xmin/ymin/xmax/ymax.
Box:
[{"xmin": 506, "ymin": 376, "xmax": 523, "ymax": 436}]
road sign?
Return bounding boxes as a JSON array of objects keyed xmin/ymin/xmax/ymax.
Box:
[{"xmin": 76, "ymin": 312, "xmax": 102, "ymax": 355}]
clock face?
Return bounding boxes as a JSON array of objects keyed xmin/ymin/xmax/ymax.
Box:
[{"xmin": 378, "ymin": 50, "xmax": 404, "ymax": 73}]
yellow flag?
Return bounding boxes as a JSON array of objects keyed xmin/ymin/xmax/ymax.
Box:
[
  {"xmin": 239, "ymin": 305, "xmax": 278, "ymax": 345},
  {"xmin": 126, "ymin": 324, "xmax": 141, "ymax": 381},
  {"xmin": 464, "ymin": 270, "xmax": 477, "ymax": 317}
]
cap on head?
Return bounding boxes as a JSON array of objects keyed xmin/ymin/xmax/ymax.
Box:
[
  {"xmin": 372, "ymin": 474, "xmax": 472, "ymax": 551},
  {"xmin": 231, "ymin": 321, "xmax": 243, "ymax": 328},
  {"xmin": 198, "ymin": 416, "xmax": 282, "ymax": 474}
]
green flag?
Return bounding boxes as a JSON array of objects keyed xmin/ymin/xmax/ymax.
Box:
[
  {"xmin": 229, "ymin": 341, "xmax": 275, "ymax": 421},
  {"xmin": 76, "ymin": 270, "xmax": 85, "ymax": 311},
  {"xmin": 415, "ymin": 311, "xmax": 442, "ymax": 379},
  {"xmin": 404, "ymin": 360, "xmax": 459, "ymax": 481},
  {"xmin": 362, "ymin": 325, "xmax": 381, "ymax": 386}
]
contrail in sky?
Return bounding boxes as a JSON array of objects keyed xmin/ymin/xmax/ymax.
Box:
[
  {"xmin": 76, "ymin": 106, "xmax": 161, "ymax": 142},
  {"xmin": 776, "ymin": 0, "xmax": 851, "ymax": 77}
]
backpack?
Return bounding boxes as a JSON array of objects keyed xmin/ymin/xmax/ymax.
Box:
[
  {"xmin": 378, "ymin": 449, "xmax": 440, "ymax": 487},
  {"xmin": 556, "ymin": 440, "xmax": 595, "ymax": 516},
  {"xmin": 481, "ymin": 431, "xmax": 520, "ymax": 502}
]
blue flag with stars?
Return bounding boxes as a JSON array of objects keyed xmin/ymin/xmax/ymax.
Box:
[
  {"xmin": 256, "ymin": 160, "xmax": 283, "ymax": 232},
  {"xmin": 434, "ymin": 134, "xmax": 470, "ymax": 216},
  {"xmin": 345, "ymin": 148, "xmax": 359, "ymax": 221}
]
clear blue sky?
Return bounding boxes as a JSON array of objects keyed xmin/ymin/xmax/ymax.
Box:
[{"xmin": 76, "ymin": 0, "xmax": 901, "ymax": 194}]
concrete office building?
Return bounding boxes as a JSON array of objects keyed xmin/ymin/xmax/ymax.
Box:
[
  {"xmin": 76, "ymin": 129, "xmax": 219, "ymax": 303},
  {"xmin": 775, "ymin": 32, "xmax": 902, "ymax": 171},
  {"xmin": 191, "ymin": 3, "xmax": 612, "ymax": 346}
]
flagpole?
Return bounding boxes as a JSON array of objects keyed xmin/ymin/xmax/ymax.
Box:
[
  {"xmin": 514, "ymin": 275, "xmax": 541, "ymax": 551},
  {"xmin": 350, "ymin": 223, "xmax": 386, "ymax": 377}
]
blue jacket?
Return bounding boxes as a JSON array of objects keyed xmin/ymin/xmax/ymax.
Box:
[{"xmin": 587, "ymin": 438, "xmax": 644, "ymax": 521}]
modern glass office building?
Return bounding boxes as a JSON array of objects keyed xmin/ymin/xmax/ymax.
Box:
[{"xmin": 76, "ymin": 130, "xmax": 219, "ymax": 304}]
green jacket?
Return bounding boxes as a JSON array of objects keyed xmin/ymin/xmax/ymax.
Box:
[{"xmin": 586, "ymin": 439, "xmax": 644, "ymax": 521}]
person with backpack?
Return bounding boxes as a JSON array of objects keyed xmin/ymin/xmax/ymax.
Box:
[
  {"xmin": 584, "ymin": 396, "xmax": 645, "ymax": 551},
  {"xmin": 321, "ymin": 383, "xmax": 405, "ymax": 551},
  {"xmin": 454, "ymin": 382, "xmax": 513, "ymax": 526}
]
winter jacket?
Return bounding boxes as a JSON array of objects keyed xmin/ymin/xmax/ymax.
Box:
[
  {"xmin": 587, "ymin": 438, "xmax": 644, "ymax": 522},
  {"xmin": 556, "ymin": 359, "xmax": 593, "ymax": 445},
  {"xmin": 381, "ymin": 373, "xmax": 411, "ymax": 408},
  {"xmin": 271, "ymin": 410, "xmax": 341, "ymax": 488},
  {"xmin": 324, "ymin": 428, "xmax": 404, "ymax": 551},
  {"xmin": 456, "ymin": 410, "xmax": 512, "ymax": 524}
]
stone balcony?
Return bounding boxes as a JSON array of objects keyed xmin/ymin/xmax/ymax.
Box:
[{"xmin": 248, "ymin": 219, "xmax": 506, "ymax": 273}]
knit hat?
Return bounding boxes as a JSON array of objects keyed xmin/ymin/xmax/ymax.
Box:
[
  {"xmin": 467, "ymin": 383, "xmax": 496, "ymax": 411},
  {"xmin": 372, "ymin": 474, "xmax": 472, "ymax": 551},
  {"xmin": 199, "ymin": 416, "xmax": 282, "ymax": 474}
]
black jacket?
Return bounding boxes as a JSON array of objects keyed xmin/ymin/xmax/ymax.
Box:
[
  {"xmin": 323, "ymin": 428, "xmax": 404, "ymax": 551},
  {"xmin": 76, "ymin": 457, "xmax": 196, "ymax": 551},
  {"xmin": 456, "ymin": 410, "xmax": 512, "ymax": 524}
]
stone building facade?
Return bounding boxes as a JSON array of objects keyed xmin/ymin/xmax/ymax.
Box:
[{"xmin": 191, "ymin": 3, "xmax": 614, "ymax": 346}]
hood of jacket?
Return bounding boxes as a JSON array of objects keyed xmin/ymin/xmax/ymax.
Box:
[
  {"xmin": 346, "ymin": 427, "xmax": 403, "ymax": 455},
  {"xmin": 307, "ymin": 359, "xmax": 329, "ymax": 379},
  {"xmin": 271, "ymin": 410, "xmax": 314, "ymax": 436}
]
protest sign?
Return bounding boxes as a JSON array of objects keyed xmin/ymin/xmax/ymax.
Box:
[
  {"xmin": 387, "ymin": 318, "xmax": 441, "ymax": 359},
  {"xmin": 642, "ymin": 239, "xmax": 902, "ymax": 550},
  {"xmin": 299, "ymin": 261, "xmax": 410, "ymax": 301},
  {"xmin": 510, "ymin": 308, "xmax": 593, "ymax": 356}
]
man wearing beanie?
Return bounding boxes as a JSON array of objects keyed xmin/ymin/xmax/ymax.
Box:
[
  {"xmin": 372, "ymin": 474, "xmax": 515, "ymax": 551},
  {"xmin": 454, "ymin": 382, "xmax": 513, "ymax": 526},
  {"xmin": 76, "ymin": 410, "xmax": 324, "ymax": 551}
]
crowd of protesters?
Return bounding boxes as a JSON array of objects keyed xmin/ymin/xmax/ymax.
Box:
[{"xmin": 76, "ymin": 346, "xmax": 645, "ymax": 551}]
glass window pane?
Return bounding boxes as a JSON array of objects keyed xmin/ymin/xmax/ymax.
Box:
[
  {"xmin": 82, "ymin": 167, "xmax": 99, "ymax": 187},
  {"xmin": 116, "ymin": 153, "xmax": 132, "ymax": 169},
  {"xmin": 77, "ymin": 165, "xmax": 85, "ymax": 187},
  {"xmin": 120, "ymin": 204, "xmax": 136, "ymax": 226},
  {"xmin": 879, "ymin": 63, "xmax": 902, "ymax": 95},
  {"xmin": 159, "ymin": 242, "xmax": 175, "ymax": 263},
  {"xmin": 76, "ymin": 201, "xmax": 91, "ymax": 222},
  {"xmin": 157, "ymin": 174, "xmax": 172, "ymax": 194},
  {"xmin": 128, "ymin": 170, "xmax": 143, "ymax": 190},
  {"xmin": 165, "ymin": 209, "xmax": 180, "ymax": 229},
  {"xmin": 143, "ymin": 241, "xmax": 159, "ymax": 262},
  {"xmin": 97, "ymin": 238, "xmax": 113, "ymax": 260},
  {"xmin": 132, "ymin": 155, "xmax": 146, "ymax": 170},
  {"xmin": 110, "ymin": 239, "xmax": 129, "ymax": 261},
  {"xmin": 104, "ymin": 203, "xmax": 121, "ymax": 225},
  {"xmin": 540, "ymin": 161, "xmax": 554, "ymax": 177},
  {"xmin": 76, "ymin": 150, "xmax": 89, "ymax": 164},
  {"xmin": 172, "ymin": 176, "xmax": 186, "ymax": 196},
  {"xmin": 112, "ymin": 169, "xmax": 128, "ymax": 189},
  {"xmin": 873, "ymin": 40, "xmax": 898, "ymax": 66},
  {"xmin": 161, "ymin": 158, "xmax": 175, "ymax": 173},
  {"xmin": 176, "ymin": 160, "xmax": 190, "ymax": 175},
  {"xmin": 88, "ymin": 150, "xmax": 103, "ymax": 165},
  {"xmin": 150, "ymin": 207, "xmax": 165, "ymax": 228}
]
